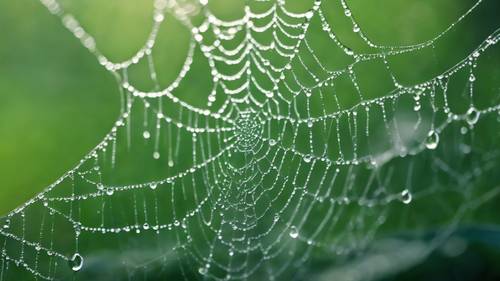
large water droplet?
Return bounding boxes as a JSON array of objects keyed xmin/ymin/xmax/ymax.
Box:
[
  {"xmin": 465, "ymin": 107, "xmax": 480, "ymax": 126},
  {"xmin": 69, "ymin": 253, "xmax": 83, "ymax": 272},
  {"xmin": 425, "ymin": 130, "xmax": 439, "ymax": 150},
  {"xmin": 150, "ymin": 183, "xmax": 157, "ymax": 190},
  {"xmin": 400, "ymin": 189, "xmax": 412, "ymax": 204},
  {"xmin": 289, "ymin": 226, "xmax": 299, "ymax": 239},
  {"xmin": 143, "ymin": 130, "xmax": 151, "ymax": 139}
]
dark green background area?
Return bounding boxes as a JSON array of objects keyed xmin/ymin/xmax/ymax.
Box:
[{"xmin": 0, "ymin": 0, "xmax": 499, "ymax": 280}]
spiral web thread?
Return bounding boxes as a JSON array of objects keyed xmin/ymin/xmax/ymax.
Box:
[{"xmin": 1, "ymin": 0, "xmax": 500, "ymax": 280}]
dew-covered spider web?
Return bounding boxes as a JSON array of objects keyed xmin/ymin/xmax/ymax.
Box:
[{"xmin": 1, "ymin": 0, "xmax": 500, "ymax": 280}]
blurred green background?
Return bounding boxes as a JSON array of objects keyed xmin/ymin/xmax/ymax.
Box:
[{"xmin": 0, "ymin": 0, "xmax": 499, "ymax": 280}]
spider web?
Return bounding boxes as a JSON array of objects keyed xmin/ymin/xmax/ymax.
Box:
[{"xmin": 1, "ymin": 0, "xmax": 500, "ymax": 280}]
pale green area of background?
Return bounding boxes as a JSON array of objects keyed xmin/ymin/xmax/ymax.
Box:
[{"xmin": 0, "ymin": 0, "xmax": 499, "ymax": 280}]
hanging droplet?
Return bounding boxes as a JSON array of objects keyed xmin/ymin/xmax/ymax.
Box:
[
  {"xmin": 468, "ymin": 73, "xmax": 476, "ymax": 82},
  {"xmin": 425, "ymin": 130, "xmax": 439, "ymax": 150},
  {"xmin": 143, "ymin": 223, "xmax": 150, "ymax": 230},
  {"xmin": 465, "ymin": 107, "xmax": 480, "ymax": 126},
  {"xmin": 198, "ymin": 267, "xmax": 208, "ymax": 275},
  {"xmin": 229, "ymin": 249, "xmax": 234, "ymax": 256},
  {"xmin": 143, "ymin": 130, "xmax": 151, "ymax": 139},
  {"xmin": 106, "ymin": 188, "xmax": 114, "ymax": 196},
  {"xmin": 269, "ymin": 139, "xmax": 277, "ymax": 146},
  {"xmin": 344, "ymin": 9, "xmax": 351, "ymax": 17},
  {"xmin": 353, "ymin": 25, "xmax": 360, "ymax": 33},
  {"xmin": 400, "ymin": 189, "xmax": 412, "ymax": 204},
  {"xmin": 460, "ymin": 126, "xmax": 468, "ymax": 135},
  {"xmin": 153, "ymin": 152, "xmax": 160, "ymax": 159},
  {"xmin": 303, "ymin": 154, "xmax": 312, "ymax": 163},
  {"xmin": 69, "ymin": 253, "xmax": 83, "ymax": 272},
  {"xmin": 307, "ymin": 120, "xmax": 313, "ymax": 128},
  {"xmin": 289, "ymin": 226, "xmax": 299, "ymax": 239},
  {"xmin": 150, "ymin": 183, "xmax": 157, "ymax": 190}
]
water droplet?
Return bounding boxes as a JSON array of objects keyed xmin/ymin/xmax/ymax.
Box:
[
  {"xmin": 465, "ymin": 107, "xmax": 480, "ymax": 126},
  {"xmin": 469, "ymin": 73, "xmax": 476, "ymax": 82},
  {"xmin": 153, "ymin": 152, "xmax": 160, "ymax": 159},
  {"xmin": 69, "ymin": 253, "xmax": 83, "ymax": 272},
  {"xmin": 269, "ymin": 139, "xmax": 277, "ymax": 146},
  {"xmin": 303, "ymin": 154, "xmax": 312, "ymax": 163},
  {"xmin": 289, "ymin": 226, "xmax": 299, "ymax": 239},
  {"xmin": 154, "ymin": 13, "xmax": 164, "ymax": 23},
  {"xmin": 143, "ymin": 131, "xmax": 151, "ymax": 139},
  {"xmin": 307, "ymin": 120, "xmax": 313, "ymax": 128},
  {"xmin": 353, "ymin": 25, "xmax": 360, "ymax": 33},
  {"xmin": 344, "ymin": 9, "xmax": 351, "ymax": 17},
  {"xmin": 150, "ymin": 183, "xmax": 157, "ymax": 190},
  {"xmin": 143, "ymin": 223, "xmax": 150, "ymax": 230},
  {"xmin": 229, "ymin": 249, "xmax": 234, "ymax": 256},
  {"xmin": 400, "ymin": 189, "xmax": 412, "ymax": 204},
  {"xmin": 199, "ymin": 267, "xmax": 208, "ymax": 275},
  {"xmin": 274, "ymin": 214, "xmax": 280, "ymax": 222},
  {"xmin": 425, "ymin": 130, "xmax": 439, "ymax": 150},
  {"xmin": 106, "ymin": 188, "xmax": 114, "ymax": 196},
  {"xmin": 460, "ymin": 126, "xmax": 468, "ymax": 135}
]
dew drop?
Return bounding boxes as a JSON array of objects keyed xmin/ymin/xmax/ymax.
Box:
[
  {"xmin": 150, "ymin": 183, "xmax": 157, "ymax": 190},
  {"xmin": 460, "ymin": 126, "xmax": 468, "ymax": 135},
  {"xmin": 303, "ymin": 154, "xmax": 312, "ymax": 163},
  {"xmin": 465, "ymin": 107, "xmax": 480, "ymax": 126},
  {"xmin": 154, "ymin": 13, "xmax": 164, "ymax": 23},
  {"xmin": 353, "ymin": 25, "xmax": 360, "ymax": 33},
  {"xmin": 153, "ymin": 152, "xmax": 160, "ymax": 159},
  {"xmin": 344, "ymin": 9, "xmax": 351, "ymax": 17},
  {"xmin": 69, "ymin": 253, "xmax": 83, "ymax": 272},
  {"xmin": 269, "ymin": 139, "xmax": 277, "ymax": 146},
  {"xmin": 143, "ymin": 131, "xmax": 151, "ymax": 139},
  {"xmin": 143, "ymin": 223, "xmax": 150, "ymax": 230},
  {"xmin": 468, "ymin": 73, "xmax": 476, "ymax": 82},
  {"xmin": 289, "ymin": 226, "xmax": 299, "ymax": 239},
  {"xmin": 307, "ymin": 120, "xmax": 313, "ymax": 128},
  {"xmin": 106, "ymin": 188, "xmax": 114, "ymax": 196},
  {"xmin": 425, "ymin": 130, "xmax": 439, "ymax": 150},
  {"xmin": 198, "ymin": 267, "xmax": 208, "ymax": 275},
  {"xmin": 400, "ymin": 189, "xmax": 412, "ymax": 204}
]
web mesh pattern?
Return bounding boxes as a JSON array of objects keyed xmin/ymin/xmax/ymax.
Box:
[{"xmin": 1, "ymin": 0, "xmax": 500, "ymax": 280}]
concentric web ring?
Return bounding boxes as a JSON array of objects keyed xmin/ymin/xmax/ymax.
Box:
[{"xmin": 1, "ymin": 0, "xmax": 500, "ymax": 280}]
